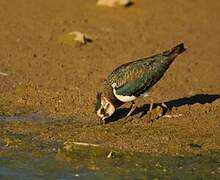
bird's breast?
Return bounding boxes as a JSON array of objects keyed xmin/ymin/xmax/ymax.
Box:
[{"xmin": 103, "ymin": 83, "xmax": 124, "ymax": 107}]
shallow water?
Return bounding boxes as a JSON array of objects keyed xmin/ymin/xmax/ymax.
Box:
[
  {"xmin": 0, "ymin": 115, "xmax": 219, "ymax": 179},
  {"xmin": 0, "ymin": 148, "xmax": 219, "ymax": 179},
  {"xmin": 0, "ymin": 114, "xmax": 49, "ymax": 123}
]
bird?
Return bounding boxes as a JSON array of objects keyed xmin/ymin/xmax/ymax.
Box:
[{"xmin": 95, "ymin": 43, "xmax": 186, "ymax": 123}]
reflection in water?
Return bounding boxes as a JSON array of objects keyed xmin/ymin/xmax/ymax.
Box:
[{"xmin": 0, "ymin": 146, "xmax": 219, "ymax": 179}]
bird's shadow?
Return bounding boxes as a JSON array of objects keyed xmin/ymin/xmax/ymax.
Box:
[{"xmin": 105, "ymin": 94, "xmax": 220, "ymax": 123}]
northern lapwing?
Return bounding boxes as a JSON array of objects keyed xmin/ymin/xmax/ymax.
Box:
[{"xmin": 96, "ymin": 43, "xmax": 186, "ymax": 122}]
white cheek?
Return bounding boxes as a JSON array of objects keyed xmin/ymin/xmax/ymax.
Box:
[
  {"xmin": 97, "ymin": 110, "xmax": 103, "ymax": 117},
  {"xmin": 105, "ymin": 106, "xmax": 115, "ymax": 117}
]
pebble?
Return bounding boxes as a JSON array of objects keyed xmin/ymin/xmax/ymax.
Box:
[
  {"xmin": 97, "ymin": 0, "xmax": 133, "ymax": 7},
  {"xmin": 58, "ymin": 31, "xmax": 91, "ymax": 45}
]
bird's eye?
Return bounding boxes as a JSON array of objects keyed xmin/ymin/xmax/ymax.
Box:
[{"xmin": 101, "ymin": 108, "xmax": 105, "ymax": 114}]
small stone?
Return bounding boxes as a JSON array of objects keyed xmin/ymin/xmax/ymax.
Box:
[
  {"xmin": 58, "ymin": 31, "xmax": 92, "ymax": 45},
  {"xmin": 107, "ymin": 151, "xmax": 120, "ymax": 158},
  {"xmin": 97, "ymin": 0, "xmax": 133, "ymax": 7},
  {"xmin": 0, "ymin": 72, "xmax": 8, "ymax": 76}
]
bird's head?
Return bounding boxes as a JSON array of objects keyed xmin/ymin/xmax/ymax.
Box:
[{"xmin": 95, "ymin": 92, "xmax": 115, "ymax": 121}]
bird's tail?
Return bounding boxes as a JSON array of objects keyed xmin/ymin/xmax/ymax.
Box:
[{"xmin": 163, "ymin": 43, "xmax": 186, "ymax": 59}]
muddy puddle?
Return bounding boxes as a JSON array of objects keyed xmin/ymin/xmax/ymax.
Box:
[
  {"xmin": 0, "ymin": 114, "xmax": 49, "ymax": 123},
  {"xmin": 0, "ymin": 113, "xmax": 219, "ymax": 180},
  {"xmin": 0, "ymin": 146, "xmax": 219, "ymax": 179}
]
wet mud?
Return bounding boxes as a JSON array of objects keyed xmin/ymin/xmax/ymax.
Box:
[{"xmin": 0, "ymin": 0, "xmax": 220, "ymax": 156}]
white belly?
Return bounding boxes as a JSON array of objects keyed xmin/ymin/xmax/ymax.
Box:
[{"xmin": 113, "ymin": 88, "xmax": 136, "ymax": 102}]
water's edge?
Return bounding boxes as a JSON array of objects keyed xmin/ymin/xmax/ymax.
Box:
[{"xmin": 0, "ymin": 115, "xmax": 219, "ymax": 179}]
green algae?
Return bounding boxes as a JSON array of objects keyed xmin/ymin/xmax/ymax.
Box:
[
  {"xmin": 57, "ymin": 143, "xmax": 220, "ymax": 179},
  {"xmin": 0, "ymin": 147, "xmax": 219, "ymax": 179}
]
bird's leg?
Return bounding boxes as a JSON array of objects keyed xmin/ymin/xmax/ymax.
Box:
[
  {"xmin": 139, "ymin": 97, "xmax": 154, "ymax": 119},
  {"xmin": 148, "ymin": 102, "xmax": 167, "ymax": 122},
  {"xmin": 146, "ymin": 99, "xmax": 155, "ymax": 124},
  {"xmin": 161, "ymin": 103, "xmax": 168, "ymax": 110},
  {"xmin": 160, "ymin": 102, "xmax": 183, "ymax": 118},
  {"xmin": 147, "ymin": 104, "xmax": 165, "ymax": 125},
  {"xmin": 126, "ymin": 101, "xmax": 136, "ymax": 117},
  {"xmin": 161, "ymin": 102, "xmax": 171, "ymax": 116},
  {"xmin": 149, "ymin": 102, "xmax": 154, "ymax": 112}
]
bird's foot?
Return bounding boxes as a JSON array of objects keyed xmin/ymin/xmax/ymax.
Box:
[
  {"xmin": 146, "ymin": 103, "xmax": 167, "ymax": 124},
  {"xmin": 124, "ymin": 111, "xmax": 134, "ymax": 121},
  {"xmin": 159, "ymin": 102, "xmax": 183, "ymax": 118},
  {"xmin": 146, "ymin": 103, "xmax": 182, "ymax": 123},
  {"xmin": 146, "ymin": 105, "xmax": 162, "ymax": 123}
]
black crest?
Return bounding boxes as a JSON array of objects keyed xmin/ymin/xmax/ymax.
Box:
[{"xmin": 95, "ymin": 92, "xmax": 102, "ymax": 111}]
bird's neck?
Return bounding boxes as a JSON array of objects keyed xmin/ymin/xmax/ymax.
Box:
[{"xmin": 103, "ymin": 83, "xmax": 123, "ymax": 108}]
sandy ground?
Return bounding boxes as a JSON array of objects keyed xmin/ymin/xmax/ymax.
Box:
[{"xmin": 0, "ymin": 0, "xmax": 220, "ymax": 155}]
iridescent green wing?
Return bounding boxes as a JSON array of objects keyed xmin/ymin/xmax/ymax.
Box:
[
  {"xmin": 107, "ymin": 43, "xmax": 185, "ymax": 97},
  {"xmin": 107, "ymin": 57, "xmax": 156, "ymax": 96}
]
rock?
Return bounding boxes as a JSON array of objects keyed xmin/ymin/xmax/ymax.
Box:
[
  {"xmin": 97, "ymin": 0, "xmax": 133, "ymax": 7},
  {"xmin": 0, "ymin": 72, "xmax": 8, "ymax": 76},
  {"xmin": 107, "ymin": 150, "xmax": 121, "ymax": 158},
  {"xmin": 58, "ymin": 31, "xmax": 92, "ymax": 45}
]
